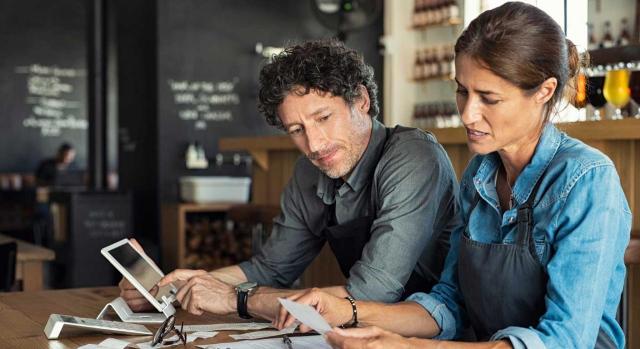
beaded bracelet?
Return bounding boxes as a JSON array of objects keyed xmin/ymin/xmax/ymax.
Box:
[{"xmin": 341, "ymin": 295, "xmax": 358, "ymax": 328}]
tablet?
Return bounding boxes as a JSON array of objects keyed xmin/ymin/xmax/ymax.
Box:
[{"xmin": 101, "ymin": 239, "xmax": 177, "ymax": 313}]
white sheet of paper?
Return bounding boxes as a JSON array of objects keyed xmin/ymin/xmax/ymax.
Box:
[
  {"xmin": 229, "ymin": 322, "xmax": 298, "ymax": 340},
  {"xmin": 277, "ymin": 298, "xmax": 332, "ymax": 334},
  {"xmin": 181, "ymin": 322, "xmax": 272, "ymax": 332},
  {"xmin": 198, "ymin": 335, "xmax": 331, "ymax": 349},
  {"xmin": 78, "ymin": 338, "xmax": 131, "ymax": 349}
]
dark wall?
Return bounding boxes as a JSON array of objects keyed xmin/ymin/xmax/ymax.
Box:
[
  {"xmin": 156, "ymin": 0, "xmax": 384, "ymax": 203},
  {"xmin": 0, "ymin": 0, "xmax": 88, "ymax": 173}
]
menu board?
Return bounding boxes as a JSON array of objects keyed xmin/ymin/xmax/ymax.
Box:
[
  {"xmin": 16, "ymin": 64, "xmax": 87, "ymax": 137},
  {"xmin": 167, "ymin": 78, "xmax": 240, "ymax": 130}
]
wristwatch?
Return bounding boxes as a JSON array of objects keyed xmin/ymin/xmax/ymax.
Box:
[{"xmin": 235, "ymin": 281, "xmax": 257, "ymax": 319}]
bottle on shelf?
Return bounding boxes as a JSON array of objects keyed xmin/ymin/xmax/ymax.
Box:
[
  {"xmin": 588, "ymin": 23, "xmax": 598, "ymax": 51},
  {"xmin": 413, "ymin": 101, "xmax": 459, "ymax": 129},
  {"xmin": 617, "ymin": 18, "xmax": 631, "ymax": 46},
  {"xmin": 601, "ymin": 21, "xmax": 615, "ymax": 48},
  {"xmin": 414, "ymin": 50, "xmax": 424, "ymax": 80},
  {"xmin": 447, "ymin": 0, "xmax": 460, "ymax": 21},
  {"xmin": 412, "ymin": 0, "xmax": 459, "ymax": 28}
]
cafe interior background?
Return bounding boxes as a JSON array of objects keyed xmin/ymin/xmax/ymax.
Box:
[{"xmin": 0, "ymin": 0, "xmax": 639, "ymax": 346}]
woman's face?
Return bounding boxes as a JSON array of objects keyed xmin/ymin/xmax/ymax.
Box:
[{"xmin": 454, "ymin": 54, "xmax": 548, "ymax": 156}]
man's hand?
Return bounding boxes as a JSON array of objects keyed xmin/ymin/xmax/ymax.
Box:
[
  {"xmin": 326, "ymin": 326, "xmax": 422, "ymax": 349},
  {"xmin": 157, "ymin": 269, "xmax": 236, "ymax": 316},
  {"xmin": 274, "ymin": 288, "xmax": 352, "ymax": 331},
  {"xmin": 118, "ymin": 239, "xmax": 155, "ymax": 312}
]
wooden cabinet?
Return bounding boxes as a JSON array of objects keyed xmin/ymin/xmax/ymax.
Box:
[{"xmin": 161, "ymin": 203, "xmax": 280, "ymax": 272}]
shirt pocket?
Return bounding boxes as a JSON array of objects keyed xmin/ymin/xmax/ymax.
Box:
[{"xmin": 533, "ymin": 237, "xmax": 550, "ymax": 265}]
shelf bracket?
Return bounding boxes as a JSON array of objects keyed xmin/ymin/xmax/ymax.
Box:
[{"xmin": 249, "ymin": 150, "xmax": 269, "ymax": 171}]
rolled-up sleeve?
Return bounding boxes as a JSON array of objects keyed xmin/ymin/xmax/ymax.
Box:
[
  {"xmin": 347, "ymin": 138, "xmax": 458, "ymax": 302},
  {"xmin": 407, "ymin": 214, "xmax": 466, "ymax": 339},
  {"xmin": 524, "ymin": 165, "xmax": 631, "ymax": 348},
  {"xmin": 238, "ymin": 171, "xmax": 325, "ymax": 288}
]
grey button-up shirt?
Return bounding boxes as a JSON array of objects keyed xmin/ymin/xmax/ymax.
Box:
[{"xmin": 238, "ymin": 119, "xmax": 459, "ymax": 302}]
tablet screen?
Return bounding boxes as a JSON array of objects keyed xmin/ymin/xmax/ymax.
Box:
[{"xmin": 108, "ymin": 243, "xmax": 174, "ymax": 303}]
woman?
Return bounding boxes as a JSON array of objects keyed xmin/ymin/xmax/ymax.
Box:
[{"xmin": 275, "ymin": 2, "xmax": 631, "ymax": 348}]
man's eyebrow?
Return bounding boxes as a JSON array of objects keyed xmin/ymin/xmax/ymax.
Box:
[{"xmin": 309, "ymin": 106, "xmax": 330, "ymax": 116}]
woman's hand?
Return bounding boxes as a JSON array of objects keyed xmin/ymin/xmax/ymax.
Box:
[
  {"xmin": 326, "ymin": 326, "xmax": 425, "ymax": 349},
  {"xmin": 274, "ymin": 288, "xmax": 353, "ymax": 331}
]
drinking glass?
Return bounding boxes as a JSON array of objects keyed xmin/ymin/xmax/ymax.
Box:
[
  {"xmin": 587, "ymin": 74, "xmax": 607, "ymax": 120},
  {"xmin": 603, "ymin": 68, "xmax": 631, "ymax": 120},
  {"xmin": 629, "ymin": 64, "xmax": 640, "ymax": 119}
]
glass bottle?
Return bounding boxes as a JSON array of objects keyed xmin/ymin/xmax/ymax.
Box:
[
  {"xmin": 618, "ymin": 18, "xmax": 631, "ymax": 46},
  {"xmin": 588, "ymin": 23, "xmax": 598, "ymax": 51},
  {"xmin": 601, "ymin": 21, "xmax": 615, "ymax": 48}
]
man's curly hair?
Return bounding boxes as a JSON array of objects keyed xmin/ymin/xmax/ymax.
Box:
[{"xmin": 257, "ymin": 39, "xmax": 380, "ymax": 130}]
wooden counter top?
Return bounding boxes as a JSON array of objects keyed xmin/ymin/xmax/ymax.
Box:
[{"xmin": 0, "ymin": 287, "xmax": 275, "ymax": 348}]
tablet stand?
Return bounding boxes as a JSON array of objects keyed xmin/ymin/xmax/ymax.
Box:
[{"xmin": 97, "ymin": 297, "xmax": 175, "ymax": 324}]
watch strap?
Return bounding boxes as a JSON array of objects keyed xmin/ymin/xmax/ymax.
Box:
[{"xmin": 237, "ymin": 290, "xmax": 252, "ymax": 319}]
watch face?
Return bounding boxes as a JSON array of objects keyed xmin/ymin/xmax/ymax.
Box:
[{"xmin": 237, "ymin": 281, "xmax": 258, "ymax": 292}]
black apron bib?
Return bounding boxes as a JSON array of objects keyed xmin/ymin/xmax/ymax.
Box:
[
  {"xmin": 458, "ymin": 175, "xmax": 617, "ymax": 348},
  {"xmin": 322, "ymin": 126, "xmax": 440, "ymax": 299}
]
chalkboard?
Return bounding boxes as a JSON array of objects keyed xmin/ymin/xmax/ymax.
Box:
[
  {"xmin": 0, "ymin": 0, "xmax": 88, "ymax": 173},
  {"xmin": 155, "ymin": 0, "xmax": 383, "ymax": 202}
]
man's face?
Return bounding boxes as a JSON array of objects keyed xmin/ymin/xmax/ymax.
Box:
[
  {"xmin": 61, "ymin": 149, "xmax": 76, "ymax": 165},
  {"xmin": 277, "ymin": 88, "xmax": 372, "ymax": 179}
]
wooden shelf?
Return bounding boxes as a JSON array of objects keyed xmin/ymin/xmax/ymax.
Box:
[
  {"xmin": 412, "ymin": 74, "xmax": 454, "ymax": 82},
  {"xmin": 425, "ymin": 118, "xmax": 640, "ymax": 145},
  {"xmin": 175, "ymin": 202, "xmax": 235, "ymax": 213},
  {"xmin": 219, "ymin": 135, "xmax": 296, "ymax": 171},
  {"xmin": 411, "ymin": 17, "xmax": 462, "ymax": 30},
  {"xmin": 589, "ymin": 44, "xmax": 640, "ymax": 66}
]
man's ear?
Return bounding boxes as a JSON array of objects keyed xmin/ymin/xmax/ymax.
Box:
[{"xmin": 355, "ymin": 84, "xmax": 371, "ymax": 115}]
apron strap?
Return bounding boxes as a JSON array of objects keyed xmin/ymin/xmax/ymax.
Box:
[{"xmin": 516, "ymin": 176, "xmax": 545, "ymax": 248}]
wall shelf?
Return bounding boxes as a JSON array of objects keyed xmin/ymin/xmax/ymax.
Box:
[{"xmin": 589, "ymin": 44, "xmax": 640, "ymax": 66}]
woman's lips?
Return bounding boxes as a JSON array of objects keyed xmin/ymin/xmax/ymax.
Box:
[{"xmin": 466, "ymin": 127, "xmax": 490, "ymax": 140}]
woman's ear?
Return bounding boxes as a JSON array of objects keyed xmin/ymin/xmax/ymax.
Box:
[{"xmin": 535, "ymin": 77, "xmax": 558, "ymax": 105}]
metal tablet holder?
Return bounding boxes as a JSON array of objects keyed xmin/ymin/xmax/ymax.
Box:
[{"xmin": 97, "ymin": 296, "xmax": 176, "ymax": 324}]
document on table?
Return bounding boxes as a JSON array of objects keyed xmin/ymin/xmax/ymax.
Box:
[
  {"xmin": 181, "ymin": 322, "xmax": 273, "ymax": 332},
  {"xmin": 80, "ymin": 332, "xmax": 219, "ymax": 349},
  {"xmin": 198, "ymin": 335, "xmax": 331, "ymax": 349},
  {"xmin": 229, "ymin": 321, "xmax": 298, "ymax": 340},
  {"xmin": 277, "ymin": 298, "xmax": 332, "ymax": 334},
  {"xmin": 136, "ymin": 331, "xmax": 218, "ymax": 349}
]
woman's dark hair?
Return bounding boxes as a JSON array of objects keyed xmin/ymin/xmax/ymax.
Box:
[
  {"xmin": 257, "ymin": 39, "xmax": 379, "ymax": 129},
  {"xmin": 455, "ymin": 1, "xmax": 586, "ymax": 121}
]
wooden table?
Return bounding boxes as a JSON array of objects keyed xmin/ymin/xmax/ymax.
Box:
[
  {"xmin": 0, "ymin": 287, "xmax": 271, "ymax": 348},
  {"xmin": 0, "ymin": 233, "xmax": 55, "ymax": 291}
]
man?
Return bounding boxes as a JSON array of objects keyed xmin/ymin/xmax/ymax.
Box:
[
  {"xmin": 35, "ymin": 142, "xmax": 77, "ymax": 186},
  {"xmin": 120, "ymin": 39, "xmax": 459, "ymax": 322}
]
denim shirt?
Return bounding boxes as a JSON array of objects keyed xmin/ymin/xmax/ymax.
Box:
[{"xmin": 408, "ymin": 123, "xmax": 631, "ymax": 349}]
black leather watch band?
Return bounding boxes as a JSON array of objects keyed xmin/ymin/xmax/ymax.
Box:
[{"xmin": 237, "ymin": 290, "xmax": 251, "ymax": 319}]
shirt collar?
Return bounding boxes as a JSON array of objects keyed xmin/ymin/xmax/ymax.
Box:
[
  {"xmin": 473, "ymin": 123, "xmax": 562, "ymax": 205},
  {"xmin": 316, "ymin": 118, "xmax": 386, "ymax": 203}
]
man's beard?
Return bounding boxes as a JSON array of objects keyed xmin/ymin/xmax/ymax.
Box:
[
  {"xmin": 307, "ymin": 109, "xmax": 370, "ymax": 179},
  {"xmin": 314, "ymin": 145, "xmax": 360, "ymax": 179}
]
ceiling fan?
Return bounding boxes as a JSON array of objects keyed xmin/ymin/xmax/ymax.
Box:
[{"xmin": 312, "ymin": 0, "xmax": 383, "ymax": 41}]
